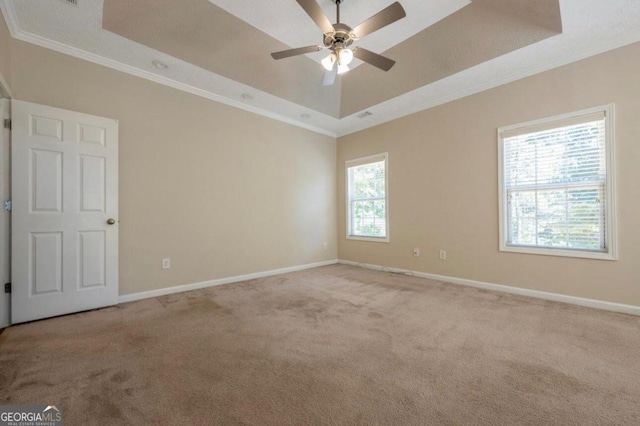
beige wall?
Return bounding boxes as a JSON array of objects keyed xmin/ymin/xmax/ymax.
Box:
[
  {"xmin": 3, "ymin": 9, "xmax": 639, "ymax": 307},
  {"xmin": 0, "ymin": 10, "xmax": 10, "ymax": 90},
  {"xmin": 9, "ymin": 40, "xmax": 336, "ymax": 296},
  {"xmin": 338, "ymin": 42, "xmax": 640, "ymax": 307}
]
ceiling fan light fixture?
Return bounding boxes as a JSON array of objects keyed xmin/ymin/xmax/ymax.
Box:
[
  {"xmin": 337, "ymin": 62, "xmax": 350, "ymax": 75},
  {"xmin": 321, "ymin": 53, "xmax": 337, "ymax": 71},
  {"xmin": 338, "ymin": 48, "xmax": 353, "ymax": 66}
]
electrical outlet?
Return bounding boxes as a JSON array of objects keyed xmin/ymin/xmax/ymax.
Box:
[
  {"xmin": 323, "ymin": 242, "xmax": 328, "ymax": 250},
  {"xmin": 413, "ymin": 248, "xmax": 420, "ymax": 257},
  {"xmin": 439, "ymin": 250, "xmax": 447, "ymax": 260},
  {"xmin": 162, "ymin": 258, "xmax": 171, "ymax": 269}
]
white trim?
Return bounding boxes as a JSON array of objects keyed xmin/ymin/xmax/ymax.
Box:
[
  {"xmin": 344, "ymin": 153, "xmax": 387, "ymax": 168},
  {"xmin": 118, "ymin": 259, "xmax": 338, "ymax": 304},
  {"xmin": 604, "ymin": 104, "xmax": 618, "ymax": 258},
  {"xmin": 0, "ymin": 0, "xmax": 19, "ymax": 38},
  {"xmin": 337, "ymin": 259, "xmax": 640, "ymax": 316},
  {"xmin": 0, "ymin": 99, "xmax": 9, "ymax": 328},
  {"xmin": 345, "ymin": 236, "xmax": 390, "ymax": 243},
  {"xmin": 497, "ymin": 104, "xmax": 617, "ymax": 261},
  {"xmin": 498, "ymin": 245, "xmax": 614, "ymax": 261},
  {"xmin": 497, "ymin": 104, "xmax": 613, "ymax": 137},
  {"xmin": 345, "ymin": 152, "xmax": 390, "ymax": 243}
]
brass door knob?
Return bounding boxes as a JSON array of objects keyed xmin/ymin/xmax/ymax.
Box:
[{"xmin": 107, "ymin": 218, "xmax": 116, "ymax": 225}]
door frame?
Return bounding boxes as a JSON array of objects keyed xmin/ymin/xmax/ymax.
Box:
[{"xmin": 0, "ymin": 75, "xmax": 11, "ymax": 329}]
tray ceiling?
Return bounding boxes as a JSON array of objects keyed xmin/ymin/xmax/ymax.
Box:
[
  {"xmin": 102, "ymin": 0, "xmax": 561, "ymax": 118},
  {"xmin": 2, "ymin": 0, "xmax": 640, "ymax": 136}
]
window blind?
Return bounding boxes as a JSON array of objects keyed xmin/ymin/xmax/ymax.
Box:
[{"xmin": 502, "ymin": 116, "xmax": 607, "ymax": 251}]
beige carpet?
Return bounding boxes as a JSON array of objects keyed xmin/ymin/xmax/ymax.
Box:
[{"xmin": 1, "ymin": 264, "xmax": 639, "ymax": 425}]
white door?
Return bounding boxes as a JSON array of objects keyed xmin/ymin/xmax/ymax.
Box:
[{"xmin": 11, "ymin": 100, "xmax": 118, "ymax": 324}]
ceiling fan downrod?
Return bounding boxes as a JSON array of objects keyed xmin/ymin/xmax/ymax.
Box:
[{"xmin": 325, "ymin": 0, "xmax": 352, "ymax": 49}]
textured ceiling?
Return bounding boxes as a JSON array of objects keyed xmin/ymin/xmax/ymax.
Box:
[{"xmin": 2, "ymin": 0, "xmax": 640, "ymax": 136}]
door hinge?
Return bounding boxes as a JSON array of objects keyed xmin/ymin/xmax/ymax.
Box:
[
  {"xmin": 4, "ymin": 283, "xmax": 10, "ymax": 294},
  {"xmin": 3, "ymin": 119, "xmax": 10, "ymax": 130},
  {"xmin": 3, "ymin": 200, "xmax": 10, "ymax": 212}
]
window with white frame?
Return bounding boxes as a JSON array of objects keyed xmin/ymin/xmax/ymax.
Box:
[
  {"xmin": 498, "ymin": 105, "xmax": 616, "ymax": 260},
  {"xmin": 346, "ymin": 153, "xmax": 389, "ymax": 242}
]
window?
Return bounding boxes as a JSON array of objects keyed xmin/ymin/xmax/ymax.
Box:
[
  {"xmin": 346, "ymin": 153, "xmax": 389, "ymax": 242},
  {"xmin": 498, "ymin": 105, "xmax": 616, "ymax": 260}
]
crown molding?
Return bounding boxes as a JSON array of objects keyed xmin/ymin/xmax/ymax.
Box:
[{"xmin": 0, "ymin": 0, "xmax": 18, "ymax": 37}]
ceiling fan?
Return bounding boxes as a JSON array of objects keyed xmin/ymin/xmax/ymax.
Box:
[{"xmin": 271, "ymin": 0, "xmax": 406, "ymax": 86}]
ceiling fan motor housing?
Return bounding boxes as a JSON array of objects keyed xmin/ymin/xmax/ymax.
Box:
[{"xmin": 324, "ymin": 23, "xmax": 354, "ymax": 51}]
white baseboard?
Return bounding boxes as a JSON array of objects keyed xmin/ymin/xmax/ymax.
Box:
[
  {"xmin": 118, "ymin": 258, "xmax": 640, "ymax": 317},
  {"xmin": 338, "ymin": 259, "xmax": 640, "ymax": 316},
  {"xmin": 118, "ymin": 259, "xmax": 338, "ymax": 304}
]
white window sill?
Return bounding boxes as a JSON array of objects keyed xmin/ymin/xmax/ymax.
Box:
[
  {"xmin": 500, "ymin": 244, "xmax": 617, "ymax": 261},
  {"xmin": 347, "ymin": 235, "xmax": 390, "ymax": 243}
]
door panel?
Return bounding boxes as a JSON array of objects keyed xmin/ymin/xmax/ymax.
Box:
[
  {"xmin": 30, "ymin": 232, "xmax": 63, "ymax": 295},
  {"xmin": 31, "ymin": 115, "xmax": 63, "ymax": 140},
  {"xmin": 78, "ymin": 230, "xmax": 106, "ymax": 289},
  {"xmin": 31, "ymin": 149, "xmax": 63, "ymax": 213},
  {"xmin": 12, "ymin": 100, "xmax": 118, "ymax": 324},
  {"xmin": 79, "ymin": 155, "xmax": 106, "ymax": 212},
  {"xmin": 78, "ymin": 124, "xmax": 106, "ymax": 146}
]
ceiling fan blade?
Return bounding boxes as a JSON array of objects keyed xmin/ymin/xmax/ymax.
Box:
[
  {"xmin": 296, "ymin": 0, "xmax": 334, "ymax": 34},
  {"xmin": 353, "ymin": 48, "xmax": 396, "ymax": 72},
  {"xmin": 352, "ymin": 2, "xmax": 406, "ymax": 38},
  {"xmin": 271, "ymin": 45, "xmax": 322, "ymax": 60},
  {"xmin": 322, "ymin": 63, "xmax": 338, "ymax": 86}
]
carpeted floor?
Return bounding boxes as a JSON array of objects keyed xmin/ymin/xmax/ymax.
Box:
[{"xmin": 1, "ymin": 264, "xmax": 639, "ymax": 425}]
